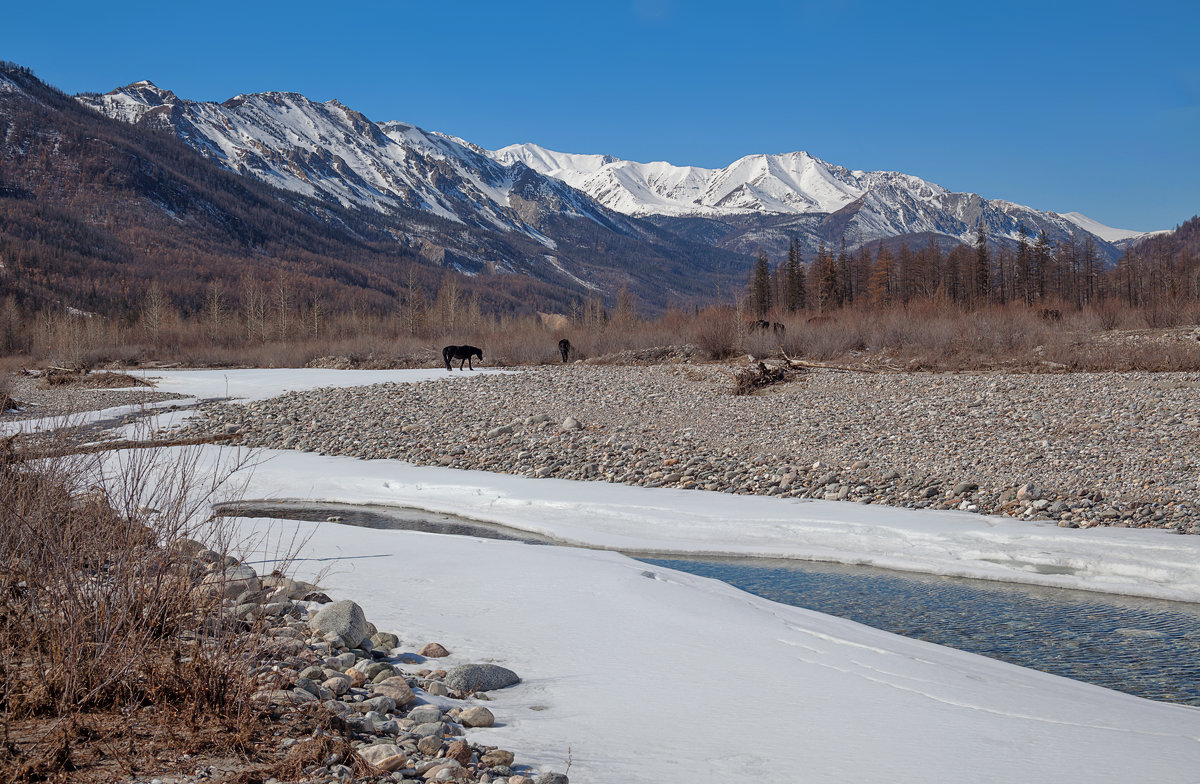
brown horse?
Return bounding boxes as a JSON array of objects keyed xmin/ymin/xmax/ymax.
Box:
[{"xmin": 558, "ymin": 338, "xmax": 572, "ymax": 363}]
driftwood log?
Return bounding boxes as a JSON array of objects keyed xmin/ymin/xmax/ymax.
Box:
[
  {"xmin": 2, "ymin": 432, "xmax": 239, "ymax": 463},
  {"xmin": 720, "ymin": 348, "xmax": 888, "ymax": 396},
  {"xmin": 778, "ymin": 348, "xmax": 881, "ymax": 374},
  {"xmin": 720, "ymin": 360, "xmax": 802, "ymax": 396}
]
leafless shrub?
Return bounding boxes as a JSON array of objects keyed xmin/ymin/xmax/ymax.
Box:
[
  {"xmin": 691, "ymin": 306, "xmax": 740, "ymax": 359},
  {"xmin": 7, "ymin": 298, "xmax": 1200, "ymax": 373},
  {"xmin": 0, "ymin": 438, "xmax": 271, "ymax": 778},
  {"xmin": 0, "ymin": 364, "xmax": 16, "ymax": 412}
]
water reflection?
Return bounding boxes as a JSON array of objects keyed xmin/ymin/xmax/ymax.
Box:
[{"xmin": 643, "ymin": 556, "xmax": 1200, "ymax": 706}]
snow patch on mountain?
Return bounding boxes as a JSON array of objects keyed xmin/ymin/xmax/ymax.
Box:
[{"xmin": 1058, "ymin": 212, "xmax": 1149, "ymax": 244}]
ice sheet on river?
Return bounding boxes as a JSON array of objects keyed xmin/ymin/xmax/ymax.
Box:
[{"xmin": 226, "ymin": 450, "xmax": 1200, "ymax": 604}]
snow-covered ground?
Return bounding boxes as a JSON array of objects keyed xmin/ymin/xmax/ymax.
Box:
[
  {"xmin": 230, "ymin": 451, "xmax": 1200, "ymax": 603},
  {"xmin": 120, "ymin": 366, "xmax": 509, "ymax": 402},
  {"xmin": 96, "ymin": 369, "xmax": 1200, "ymax": 782},
  {"xmin": 0, "ymin": 396, "xmax": 199, "ymax": 437}
]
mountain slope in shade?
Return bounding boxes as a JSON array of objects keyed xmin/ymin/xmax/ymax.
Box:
[
  {"xmin": 76, "ymin": 80, "xmax": 751, "ymax": 308},
  {"xmin": 79, "ymin": 82, "xmax": 627, "ymax": 244},
  {"xmin": 492, "ymin": 143, "xmax": 1153, "ymax": 261}
]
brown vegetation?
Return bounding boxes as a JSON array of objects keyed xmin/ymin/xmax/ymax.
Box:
[
  {"xmin": 0, "ymin": 436, "xmax": 290, "ymax": 781},
  {"xmin": 40, "ymin": 369, "xmax": 152, "ymax": 388},
  {"xmin": 1, "ymin": 289, "xmax": 1198, "ymax": 375}
]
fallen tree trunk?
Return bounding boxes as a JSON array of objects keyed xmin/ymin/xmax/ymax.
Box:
[
  {"xmin": 779, "ymin": 349, "xmax": 882, "ymax": 374},
  {"xmin": 3, "ymin": 432, "xmax": 239, "ymax": 463}
]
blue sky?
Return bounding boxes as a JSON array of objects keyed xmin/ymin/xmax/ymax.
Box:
[{"xmin": 4, "ymin": 0, "xmax": 1197, "ymax": 231}]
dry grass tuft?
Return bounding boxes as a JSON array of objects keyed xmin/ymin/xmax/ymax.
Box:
[{"xmin": 227, "ymin": 728, "xmax": 367, "ymax": 784}]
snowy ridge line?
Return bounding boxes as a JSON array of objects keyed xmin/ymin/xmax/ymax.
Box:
[
  {"xmin": 77, "ymin": 83, "xmax": 624, "ymax": 253},
  {"xmin": 76, "ymin": 79, "xmax": 1157, "ymax": 265}
]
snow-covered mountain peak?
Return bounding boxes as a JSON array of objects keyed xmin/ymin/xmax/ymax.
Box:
[
  {"xmin": 485, "ymin": 141, "xmax": 1147, "ymax": 255},
  {"xmin": 76, "ymin": 78, "xmax": 1153, "ymax": 276},
  {"xmin": 85, "ymin": 81, "xmax": 180, "ymax": 123}
]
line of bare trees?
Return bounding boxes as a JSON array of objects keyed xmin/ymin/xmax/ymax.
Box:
[{"xmin": 747, "ymin": 218, "xmax": 1200, "ymax": 319}]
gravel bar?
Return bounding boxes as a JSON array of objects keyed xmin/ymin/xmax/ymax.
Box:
[
  {"xmin": 172, "ymin": 364, "xmax": 1200, "ymax": 533},
  {"xmin": 2, "ymin": 374, "xmax": 189, "ymax": 421}
]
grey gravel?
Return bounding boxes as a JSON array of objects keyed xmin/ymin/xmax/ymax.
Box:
[
  {"xmin": 166, "ymin": 364, "xmax": 1200, "ymax": 534},
  {"xmin": 1, "ymin": 373, "xmax": 188, "ymax": 421}
]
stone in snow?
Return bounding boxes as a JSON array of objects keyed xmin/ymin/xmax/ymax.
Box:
[
  {"xmin": 444, "ymin": 663, "xmax": 521, "ymax": 693},
  {"xmin": 459, "ymin": 705, "xmax": 495, "ymax": 727},
  {"xmin": 308, "ymin": 599, "xmax": 371, "ymax": 649}
]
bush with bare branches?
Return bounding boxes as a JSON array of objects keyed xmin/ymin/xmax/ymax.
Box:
[{"xmin": 0, "ymin": 438, "xmax": 271, "ymax": 779}]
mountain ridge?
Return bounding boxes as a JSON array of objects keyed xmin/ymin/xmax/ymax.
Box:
[
  {"xmin": 80, "ymin": 80, "xmax": 1154, "ymax": 269},
  {"xmin": 73, "ymin": 78, "xmax": 750, "ymax": 308},
  {"xmin": 490, "ymin": 142, "xmax": 1152, "ymax": 261}
]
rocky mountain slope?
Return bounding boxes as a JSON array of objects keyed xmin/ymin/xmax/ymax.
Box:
[
  {"xmin": 77, "ymin": 82, "xmax": 747, "ymax": 306},
  {"xmin": 81, "ymin": 79, "xmax": 1152, "ymax": 273},
  {"xmin": 0, "ymin": 64, "xmax": 750, "ymax": 316},
  {"xmin": 492, "ymin": 143, "xmax": 1151, "ymax": 262}
]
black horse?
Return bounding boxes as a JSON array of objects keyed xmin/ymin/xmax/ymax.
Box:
[
  {"xmin": 442, "ymin": 345, "xmax": 483, "ymax": 371},
  {"xmin": 558, "ymin": 338, "xmax": 571, "ymax": 363},
  {"xmin": 750, "ymin": 319, "xmax": 786, "ymax": 335}
]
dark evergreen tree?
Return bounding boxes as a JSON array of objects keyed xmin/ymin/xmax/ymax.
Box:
[
  {"xmin": 750, "ymin": 251, "xmax": 772, "ymax": 318},
  {"xmin": 1015, "ymin": 224, "xmax": 1032, "ymax": 303},
  {"xmin": 837, "ymin": 237, "xmax": 853, "ymax": 303},
  {"xmin": 974, "ymin": 222, "xmax": 991, "ymax": 303},
  {"xmin": 784, "ymin": 237, "xmax": 806, "ymax": 312},
  {"xmin": 1033, "ymin": 230, "xmax": 1052, "ymax": 301}
]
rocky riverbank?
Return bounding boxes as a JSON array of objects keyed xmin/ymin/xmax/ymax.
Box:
[
  {"xmin": 171, "ymin": 363, "xmax": 1200, "ymax": 534},
  {"xmin": 169, "ymin": 543, "xmax": 566, "ymax": 784},
  {"xmin": 2, "ymin": 372, "xmax": 188, "ymax": 420}
]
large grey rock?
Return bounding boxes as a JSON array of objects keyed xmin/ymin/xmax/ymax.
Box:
[
  {"xmin": 308, "ymin": 600, "xmax": 370, "ymax": 648},
  {"xmin": 370, "ymin": 631, "xmax": 400, "ymax": 650},
  {"xmin": 407, "ymin": 704, "xmax": 443, "ymax": 724},
  {"xmin": 373, "ymin": 676, "xmax": 415, "ymax": 706},
  {"xmin": 459, "ymin": 705, "xmax": 495, "ymax": 728},
  {"xmin": 444, "ymin": 664, "xmax": 520, "ymax": 693},
  {"xmin": 197, "ymin": 564, "xmax": 260, "ymax": 599},
  {"xmin": 481, "ymin": 749, "xmax": 515, "ymax": 768},
  {"xmin": 412, "ymin": 721, "xmax": 447, "ymax": 738},
  {"xmin": 357, "ymin": 695, "xmax": 396, "ymax": 714},
  {"xmin": 360, "ymin": 661, "xmax": 393, "ymax": 680},
  {"xmin": 358, "ymin": 743, "xmax": 407, "ymax": 772}
]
